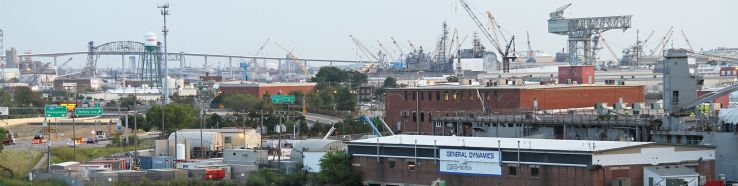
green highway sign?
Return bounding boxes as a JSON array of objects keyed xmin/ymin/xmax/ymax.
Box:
[
  {"xmin": 74, "ymin": 108, "xmax": 104, "ymax": 116},
  {"xmin": 45, "ymin": 105, "xmax": 68, "ymax": 118},
  {"xmin": 271, "ymin": 95, "xmax": 296, "ymax": 104}
]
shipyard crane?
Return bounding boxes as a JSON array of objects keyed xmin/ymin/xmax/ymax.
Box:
[
  {"xmin": 526, "ymin": 31, "xmax": 536, "ymax": 63},
  {"xmin": 485, "ymin": 11, "xmax": 504, "ymax": 51},
  {"xmin": 408, "ymin": 40, "xmax": 417, "ymax": 51},
  {"xmin": 349, "ymin": 35, "xmax": 382, "ymax": 73},
  {"xmin": 650, "ymin": 27, "xmax": 674, "ymax": 56},
  {"xmin": 640, "ymin": 30, "xmax": 656, "ymax": 49},
  {"xmin": 599, "ymin": 35, "xmax": 621, "ymax": 62},
  {"xmin": 377, "ymin": 40, "xmax": 397, "ymax": 62},
  {"xmin": 273, "ymin": 43, "xmax": 310, "ymax": 77},
  {"xmin": 390, "ymin": 37, "xmax": 406, "ymax": 56},
  {"xmin": 28, "ymin": 58, "xmax": 72, "ymax": 86},
  {"xmin": 249, "ymin": 38, "xmax": 270, "ymax": 72},
  {"xmin": 457, "ymin": 0, "xmax": 517, "ymax": 72},
  {"xmin": 547, "ymin": 3, "xmax": 632, "ymax": 65},
  {"xmin": 681, "ymin": 30, "xmax": 695, "ymax": 51}
]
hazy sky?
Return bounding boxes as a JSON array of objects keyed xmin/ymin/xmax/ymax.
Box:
[{"xmin": 1, "ymin": 0, "xmax": 736, "ymax": 68}]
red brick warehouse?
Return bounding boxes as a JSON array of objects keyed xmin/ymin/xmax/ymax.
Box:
[{"xmin": 383, "ymin": 85, "xmax": 645, "ymax": 134}]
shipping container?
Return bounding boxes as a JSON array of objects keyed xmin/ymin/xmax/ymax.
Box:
[
  {"xmin": 139, "ymin": 156, "xmax": 174, "ymax": 170},
  {"xmin": 205, "ymin": 169, "xmax": 225, "ymax": 180}
]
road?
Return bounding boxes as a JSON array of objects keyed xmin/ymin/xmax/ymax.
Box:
[
  {"xmin": 303, "ymin": 113, "xmax": 342, "ymax": 125},
  {"xmin": 3, "ymin": 131, "xmax": 160, "ymax": 152}
]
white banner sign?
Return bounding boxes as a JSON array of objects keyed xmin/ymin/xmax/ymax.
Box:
[
  {"xmin": 0, "ymin": 107, "xmax": 8, "ymax": 115},
  {"xmin": 439, "ymin": 149, "xmax": 501, "ymax": 176}
]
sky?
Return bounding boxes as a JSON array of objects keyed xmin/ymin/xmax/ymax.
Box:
[{"xmin": 1, "ymin": 0, "xmax": 736, "ymax": 68}]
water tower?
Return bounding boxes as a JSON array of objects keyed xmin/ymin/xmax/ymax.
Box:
[{"xmin": 141, "ymin": 32, "xmax": 161, "ymax": 87}]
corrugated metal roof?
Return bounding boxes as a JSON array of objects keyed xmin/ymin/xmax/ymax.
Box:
[{"xmin": 349, "ymin": 135, "xmax": 651, "ymax": 153}]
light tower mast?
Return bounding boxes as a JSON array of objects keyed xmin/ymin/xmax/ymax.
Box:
[{"xmin": 159, "ymin": 3, "xmax": 170, "ymax": 104}]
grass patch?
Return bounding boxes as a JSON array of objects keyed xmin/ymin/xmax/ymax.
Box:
[
  {"xmin": 50, "ymin": 139, "xmax": 153, "ymax": 164},
  {"xmin": 0, "ymin": 150, "xmax": 43, "ymax": 179}
]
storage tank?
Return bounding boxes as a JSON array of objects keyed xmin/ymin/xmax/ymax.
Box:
[
  {"xmin": 168, "ymin": 131, "xmax": 224, "ymax": 151},
  {"xmin": 144, "ymin": 32, "xmax": 157, "ymax": 47},
  {"xmin": 176, "ymin": 144, "xmax": 186, "ymax": 160}
]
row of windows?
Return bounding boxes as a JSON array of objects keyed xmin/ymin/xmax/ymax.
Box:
[
  {"xmin": 411, "ymin": 112, "xmax": 432, "ymax": 122},
  {"xmin": 402, "ymin": 91, "xmax": 501, "ymax": 102}
]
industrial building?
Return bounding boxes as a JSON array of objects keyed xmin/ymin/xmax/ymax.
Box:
[
  {"xmin": 347, "ymin": 135, "xmax": 715, "ymax": 186},
  {"xmin": 218, "ymin": 81, "xmax": 316, "ymax": 97},
  {"xmin": 383, "ymin": 84, "xmax": 644, "ymax": 134}
]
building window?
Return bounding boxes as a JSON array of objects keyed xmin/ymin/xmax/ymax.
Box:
[
  {"xmin": 412, "ymin": 92, "xmax": 416, "ymax": 101},
  {"xmin": 531, "ymin": 166, "xmax": 540, "ymax": 177},
  {"xmin": 444, "ymin": 92, "xmax": 449, "ymax": 101},
  {"xmin": 460, "ymin": 91, "xmax": 466, "ymax": 101},
  {"xmin": 420, "ymin": 112, "xmax": 425, "ymax": 122},
  {"xmin": 407, "ymin": 161, "xmax": 416, "ymax": 171},
  {"xmin": 224, "ymin": 136, "xmax": 232, "ymax": 144},
  {"xmin": 388, "ymin": 159, "xmax": 396, "ymax": 169},
  {"xmin": 648, "ymin": 177, "xmax": 654, "ymax": 186},
  {"xmin": 428, "ymin": 91, "xmax": 432, "ymax": 101},
  {"xmin": 469, "ymin": 91, "xmax": 474, "ymax": 100},
  {"xmin": 435, "ymin": 122, "xmax": 442, "ymax": 127},
  {"xmin": 672, "ymin": 91, "xmax": 679, "ymax": 103},
  {"xmin": 485, "ymin": 92, "xmax": 491, "ymax": 101},
  {"xmin": 420, "ymin": 92, "xmax": 424, "ymax": 101},
  {"xmin": 404, "ymin": 91, "xmax": 408, "ymax": 101},
  {"xmin": 412, "ymin": 112, "xmax": 417, "ymax": 122},
  {"xmin": 429, "ymin": 112, "xmax": 433, "ymax": 121},
  {"xmin": 453, "ymin": 92, "xmax": 458, "ymax": 101},
  {"xmin": 508, "ymin": 166, "xmax": 517, "ymax": 176},
  {"xmin": 436, "ymin": 91, "xmax": 440, "ymax": 101}
]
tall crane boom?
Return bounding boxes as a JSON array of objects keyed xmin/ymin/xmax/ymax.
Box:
[
  {"xmin": 681, "ymin": 30, "xmax": 694, "ymax": 51},
  {"xmin": 377, "ymin": 40, "xmax": 396, "ymax": 61},
  {"xmin": 457, "ymin": 0, "xmax": 515, "ymax": 72},
  {"xmin": 526, "ymin": 31, "xmax": 536, "ymax": 63},
  {"xmin": 390, "ymin": 37, "xmax": 406, "ymax": 56},
  {"xmin": 274, "ymin": 43, "xmax": 310, "ymax": 77}
]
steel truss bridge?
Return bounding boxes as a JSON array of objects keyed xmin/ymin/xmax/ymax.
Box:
[{"xmin": 2, "ymin": 40, "xmax": 376, "ymax": 78}]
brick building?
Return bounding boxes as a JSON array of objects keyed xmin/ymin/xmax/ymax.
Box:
[
  {"xmin": 348, "ymin": 135, "xmax": 715, "ymax": 186},
  {"xmin": 559, "ymin": 65, "xmax": 595, "ymax": 84},
  {"xmin": 218, "ymin": 81, "xmax": 316, "ymax": 97},
  {"xmin": 384, "ymin": 85, "xmax": 644, "ymax": 134}
]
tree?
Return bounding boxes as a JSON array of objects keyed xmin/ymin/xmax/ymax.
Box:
[
  {"xmin": 383, "ymin": 77, "xmax": 398, "ymax": 88},
  {"xmin": 145, "ymin": 103, "xmax": 199, "ymax": 134},
  {"xmin": 119, "ymin": 95, "xmax": 141, "ymax": 109},
  {"xmin": 315, "ymin": 150, "xmax": 361, "ymax": 185},
  {"xmin": 446, "ymin": 75, "xmax": 460, "ymax": 82},
  {"xmin": 335, "ymin": 86, "xmax": 356, "ymax": 111},
  {"xmin": 13, "ymin": 86, "xmax": 42, "ymax": 107},
  {"xmin": 220, "ymin": 93, "xmax": 273, "ymax": 113}
]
